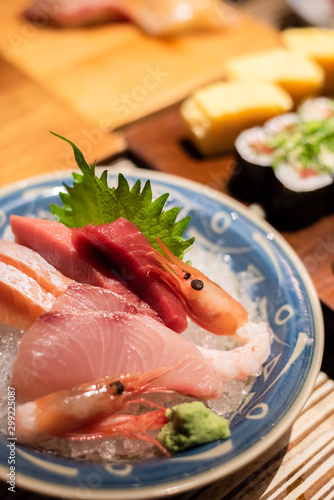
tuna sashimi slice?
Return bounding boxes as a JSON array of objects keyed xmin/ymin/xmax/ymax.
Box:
[
  {"xmin": 12, "ymin": 311, "xmax": 222, "ymax": 404},
  {"xmin": 72, "ymin": 217, "xmax": 188, "ymax": 333},
  {"xmin": 10, "ymin": 215, "xmax": 157, "ymax": 320},
  {"xmin": 51, "ymin": 282, "xmax": 148, "ymax": 316},
  {"xmin": 0, "ymin": 239, "xmax": 72, "ymax": 297},
  {"xmin": 0, "ymin": 262, "xmax": 55, "ymax": 330}
]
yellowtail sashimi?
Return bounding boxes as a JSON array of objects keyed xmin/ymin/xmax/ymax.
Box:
[
  {"xmin": 12, "ymin": 311, "xmax": 222, "ymax": 404},
  {"xmin": 51, "ymin": 282, "xmax": 160, "ymax": 319}
]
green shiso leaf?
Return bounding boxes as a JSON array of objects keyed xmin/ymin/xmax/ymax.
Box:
[{"xmin": 49, "ymin": 132, "xmax": 194, "ymax": 259}]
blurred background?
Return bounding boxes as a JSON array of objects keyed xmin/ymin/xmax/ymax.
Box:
[
  {"xmin": 0, "ymin": 0, "xmax": 328, "ymax": 185},
  {"xmin": 1, "ymin": 0, "xmax": 333, "ymax": 374},
  {"xmin": 1, "ymin": 1, "xmax": 334, "ymax": 499}
]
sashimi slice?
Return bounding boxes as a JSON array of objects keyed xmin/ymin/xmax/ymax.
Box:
[
  {"xmin": 72, "ymin": 217, "xmax": 188, "ymax": 333},
  {"xmin": 23, "ymin": 0, "xmax": 224, "ymax": 34},
  {"xmin": 23, "ymin": 0, "xmax": 129, "ymax": 27},
  {"xmin": 10, "ymin": 215, "xmax": 157, "ymax": 320},
  {"xmin": 12, "ymin": 311, "xmax": 222, "ymax": 404},
  {"xmin": 51, "ymin": 282, "xmax": 148, "ymax": 316},
  {"xmin": 0, "ymin": 262, "xmax": 55, "ymax": 330},
  {"xmin": 0, "ymin": 239, "xmax": 72, "ymax": 297}
]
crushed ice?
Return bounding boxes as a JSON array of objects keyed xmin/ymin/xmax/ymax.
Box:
[{"xmin": 0, "ymin": 246, "xmax": 267, "ymax": 460}]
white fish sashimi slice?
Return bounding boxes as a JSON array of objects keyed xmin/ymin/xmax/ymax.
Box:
[
  {"xmin": 12, "ymin": 311, "xmax": 222, "ymax": 404},
  {"xmin": 51, "ymin": 282, "xmax": 157, "ymax": 318}
]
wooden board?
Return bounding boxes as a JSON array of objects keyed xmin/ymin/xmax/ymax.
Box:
[
  {"xmin": 0, "ymin": 57, "xmax": 125, "ymax": 188},
  {"xmin": 0, "ymin": 1, "xmax": 281, "ymax": 129},
  {"xmin": 123, "ymin": 106, "xmax": 334, "ymax": 312}
]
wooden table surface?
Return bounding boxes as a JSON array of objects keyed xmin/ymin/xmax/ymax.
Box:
[
  {"xmin": 1, "ymin": 1, "xmax": 334, "ymax": 499},
  {"xmin": 0, "ymin": 56, "xmax": 125, "ymax": 188},
  {"xmin": 0, "ymin": 0, "xmax": 280, "ymax": 129}
]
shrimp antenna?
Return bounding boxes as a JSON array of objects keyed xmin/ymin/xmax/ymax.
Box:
[{"xmin": 156, "ymin": 238, "xmax": 207, "ymax": 280}]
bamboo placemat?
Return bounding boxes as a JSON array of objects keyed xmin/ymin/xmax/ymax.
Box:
[
  {"xmin": 1, "ymin": 371, "xmax": 333, "ymax": 500},
  {"xmin": 174, "ymin": 371, "xmax": 334, "ymax": 500}
]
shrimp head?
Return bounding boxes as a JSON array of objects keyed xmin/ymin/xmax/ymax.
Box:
[
  {"xmin": 152, "ymin": 238, "xmax": 248, "ymax": 335},
  {"xmin": 16, "ymin": 368, "xmax": 168, "ymax": 445}
]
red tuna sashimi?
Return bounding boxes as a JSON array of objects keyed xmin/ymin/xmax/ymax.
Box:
[
  {"xmin": 71, "ymin": 217, "xmax": 188, "ymax": 333},
  {"xmin": 12, "ymin": 311, "xmax": 222, "ymax": 404},
  {"xmin": 0, "ymin": 262, "xmax": 55, "ymax": 330},
  {"xmin": 10, "ymin": 215, "xmax": 157, "ymax": 320},
  {"xmin": 0, "ymin": 239, "xmax": 72, "ymax": 297},
  {"xmin": 51, "ymin": 282, "xmax": 148, "ymax": 316}
]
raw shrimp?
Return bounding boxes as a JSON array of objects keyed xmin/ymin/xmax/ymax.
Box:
[
  {"xmin": 198, "ymin": 321, "xmax": 272, "ymax": 381},
  {"xmin": 68, "ymin": 401, "xmax": 169, "ymax": 456},
  {"xmin": 151, "ymin": 238, "xmax": 248, "ymax": 336},
  {"xmin": 16, "ymin": 368, "xmax": 169, "ymax": 446}
]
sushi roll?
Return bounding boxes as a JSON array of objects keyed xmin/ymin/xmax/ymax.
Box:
[
  {"xmin": 298, "ymin": 97, "xmax": 334, "ymax": 121},
  {"xmin": 266, "ymin": 163, "xmax": 333, "ymax": 230},
  {"xmin": 264, "ymin": 112, "xmax": 299, "ymax": 136},
  {"xmin": 264, "ymin": 105, "xmax": 334, "ymax": 229},
  {"xmin": 228, "ymin": 127, "xmax": 274, "ymax": 203},
  {"xmin": 230, "ymin": 98, "xmax": 334, "ymax": 228}
]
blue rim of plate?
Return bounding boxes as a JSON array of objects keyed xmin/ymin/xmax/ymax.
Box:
[{"xmin": 0, "ymin": 166, "xmax": 324, "ymax": 499}]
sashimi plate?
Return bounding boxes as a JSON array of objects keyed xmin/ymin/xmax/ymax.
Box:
[{"xmin": 0, "ymin": 163, "xmax": 323, "ymax": 499}]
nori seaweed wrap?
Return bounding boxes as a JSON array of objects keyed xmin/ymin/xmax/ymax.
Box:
[
  {"xmin": 229, "ymin": 100, "xmax": 334, "ymax": 229},
  {"xmin": 228, "ymin": 127, "xmax": 274, "ymax": 203},
  {"xmin": 265, "ymin": 163, "xmax": 333, "ymax": 230}
]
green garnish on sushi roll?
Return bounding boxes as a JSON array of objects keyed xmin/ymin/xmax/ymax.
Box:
[
  {"xmin": 230, "ymin": 97, "xmax": 334, "ymax": 230},
  {"xmin": 266, "ymin": 115, "xmax": 334, "ymax": 175}
]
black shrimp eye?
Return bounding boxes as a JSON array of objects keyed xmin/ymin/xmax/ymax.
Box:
[
  {"xmin": 183, "ymin": 272, "xmax": 191, "ymax": 280},
  {"xmin": 110, "ymin": 381, "xmax": 125, "ymax": 395},
  {"xmin": 191, "ymin": 279, "xmax": 204, "ymax": 291}
]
